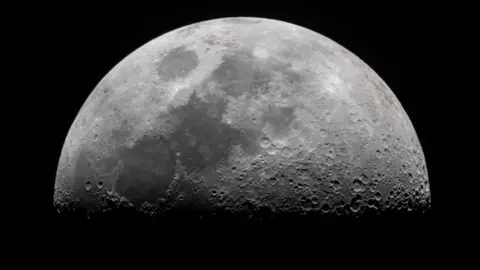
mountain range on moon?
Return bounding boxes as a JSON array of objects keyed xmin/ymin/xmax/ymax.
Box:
[{"xmin": 53, "ymin": 17, "xmax": 431, "ymax": 223}]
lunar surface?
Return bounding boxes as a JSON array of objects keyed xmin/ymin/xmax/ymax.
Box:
[{"xmin": 54, "ymin": 17, "xmax": 431, "ymax": 222}]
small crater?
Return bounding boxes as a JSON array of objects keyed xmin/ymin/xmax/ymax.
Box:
[
  {"xmin": 330, "ymin": 180, "xmax": 341, "ymax": 191},
  {"xmin": 352, "ymin": 177, "xmax": 365, "ymax": 193},
  {"xmin": 326, "ymin": 156, "xmax": 334, "ymax": 166},
  {"xmin": 382, "ymin": 138, "xmax": 388, "ymax": 148},
  {"xmin": 319, "ymin": 129, "xmax": 328, "ymax": 138},
  {"xmin": 97, "ymin": 181, "xmax": 103, "ymax": 189},
  {"xmin": 259, "ymin": 137, "xmax": 271, "ymax": 148},
  {"xmin": 192, "ymin": 175, "xmax": 203, "ymax": 184},
  {"xmin": 368, "ymin": 182, "xmax": 376, "ymax": 192},
  {"xmin": 280, "ymin": 147, "xmax": 292, "ymax": 158},
  {"xmin": 350, "ymin": 195, "xmax": 363, "ymax": 213},
  {"xmin": 321, "ymin": 203, "xmax": 331, "ymax": 213},
  {"xmin": 85, "ymin": 181, "xmax": 92, "ymax": 192},
  {"xmin": 266, "ymin": 146, "xmax": 278, "ymax": 155}
]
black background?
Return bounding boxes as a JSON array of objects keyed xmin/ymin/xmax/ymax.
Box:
[{"xmin": 40, "ymin": 4, "xmax": 447, "ymax": 232}]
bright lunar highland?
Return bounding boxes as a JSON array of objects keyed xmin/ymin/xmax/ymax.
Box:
[{"xmin": 54, "ymin": 17, "xmax": 431, "ymax": 221}]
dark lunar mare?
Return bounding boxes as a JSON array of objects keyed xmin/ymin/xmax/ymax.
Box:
[
  {"xmin": 105, "ymin": 87, "xmax": 264, "ymax": 207},
  {"xmin": 167, "ymin": 91, "xmax": 260, "ymax": 176},
  {"xmin": 210, "ymin": 50, "xmax": 302, "ymax": 137},
  {"xmin": 155, "ymin": 45, "xmax": 199, "ymax": 81}
]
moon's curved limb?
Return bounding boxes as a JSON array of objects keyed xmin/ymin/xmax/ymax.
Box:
[{"xmin": 54, "ymin": 17, "xmax": 430, "ymax": 220}]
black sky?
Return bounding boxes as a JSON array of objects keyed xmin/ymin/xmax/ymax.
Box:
[{"xmin": 41, "ymin": 4, "xmax": 446, "ymax": 230}]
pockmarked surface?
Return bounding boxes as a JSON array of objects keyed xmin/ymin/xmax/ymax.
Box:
[{"xmin": 54, "ymin": 17, "xmax": 431, "ymax": 221}]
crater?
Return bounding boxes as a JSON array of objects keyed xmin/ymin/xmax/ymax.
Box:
[{"xmin": 73, "ymin": 148, "xmax": 98, "ymax": 198}]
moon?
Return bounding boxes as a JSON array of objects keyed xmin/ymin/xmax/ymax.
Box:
[{"xmin": 54, "ymin": 17, "xmax": 431, "ymax": 222}]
